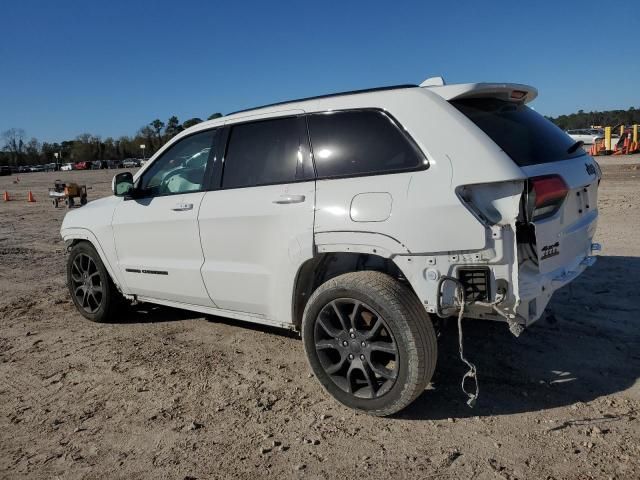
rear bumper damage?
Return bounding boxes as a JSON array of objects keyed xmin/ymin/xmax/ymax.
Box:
[
  {"xmin": 395, "ymin": 229, "xmax": 600, "ymax": 330},
  {"xmin": 517, "ymin": 243, "xmax": 600, "ymax": 325}
]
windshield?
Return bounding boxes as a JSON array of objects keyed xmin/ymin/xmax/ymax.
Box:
[{"xmin": 452, "ymin": 98, "xmax": 585, "ymax": 167}]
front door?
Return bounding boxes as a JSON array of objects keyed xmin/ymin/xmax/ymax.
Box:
[
  {"xmin": 198, "ymin": 114, "xmax": 315, "ymax": 322},
  {"xmin": 112, "ymin": 128, "xmax": 220, "ymax": 306}
]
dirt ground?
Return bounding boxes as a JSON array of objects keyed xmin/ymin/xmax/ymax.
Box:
[{"xmin": 1, "ymin": 157, "xmax": 638, "ymax": 480}]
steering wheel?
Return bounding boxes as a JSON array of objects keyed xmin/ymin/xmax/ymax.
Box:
[{"xmin": 159, "ymin": 169, "xmax": 185, "ymax": 194}]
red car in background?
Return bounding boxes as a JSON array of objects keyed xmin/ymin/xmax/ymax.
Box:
[{"xmin": 74, "ymin": 161, "xmax": 89, "ymax": 170}]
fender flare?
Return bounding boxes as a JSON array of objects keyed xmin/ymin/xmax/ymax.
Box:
[{"xmin": 313, "ymin": 231, "xmax": 410, "ymax": 258}]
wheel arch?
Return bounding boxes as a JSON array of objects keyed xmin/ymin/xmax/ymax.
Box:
[
  {"xmin": 291, "ymin": 250, "xmax": 418, "ymax": 328},
  {"xmin": 62, "ymin": 228, "xmax": 128, "ymax": 295}
]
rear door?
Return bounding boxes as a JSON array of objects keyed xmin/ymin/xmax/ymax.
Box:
[
  {"xmin": 112, "ymin": 128, "xmax": 220, "ymax": 306},
  {"xmin": 198, "ymin": 113, "xmax": 315, "ymax": 322}
]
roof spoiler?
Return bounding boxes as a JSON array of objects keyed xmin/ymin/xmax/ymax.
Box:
[{"xmin": 420, "ymin": 77, "xmax": 538, "ymax": 104}]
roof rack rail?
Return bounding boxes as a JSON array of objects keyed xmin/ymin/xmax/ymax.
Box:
[{"xmin": 226, "ymin": 84, "xmax": 418, "ymax": 116}]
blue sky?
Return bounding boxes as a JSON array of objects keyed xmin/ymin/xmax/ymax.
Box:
[{"xmin": 1, "ymin": 0, "xmax": 638, "ymax": 143}]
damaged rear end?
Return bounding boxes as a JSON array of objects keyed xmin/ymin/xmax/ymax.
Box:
[{"xmin": 435, "ymin": 84, "xmax": 601, "ymax": 327}]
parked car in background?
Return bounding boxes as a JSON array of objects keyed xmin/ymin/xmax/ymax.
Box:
[
  {"xmin": 0, "ymin": 165, "xmax": 11, "ymax": 176},
  {"xmin": 44, "ymin": 163, "xmax": 59, "ymax": 172},
  {"xmin": 122, "ymin": 158, "xmax": 141, "ymax": 168},
  {"xmin": 74, "ymin": 161, "xmax": 89, "ymax": 170},
  {"xmin": 566, "ymin": 129, "xmax": 603, "ymax": 145},
  {"xmin": 107, "ymin": 159, "xmax": 123, "ymax": 169},
  {"xmin": 61, "ymin": 163, "xmax": 74, "ymax": 171},
  {"xmin": 30, "ymin": 165, "xmax": 45, "ymax": 172},
  {"xmin": 91, "ymin": 160, "xmax": 108, "ymax": 170},
  {"xmin": 61, "ymin": 78, "xmax": 602, "ymax": 416}
]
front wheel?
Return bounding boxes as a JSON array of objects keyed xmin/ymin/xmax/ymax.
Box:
[
  {"xmin": 67, "ymin": 242, "xmax": 125, "ymax": 322},
  {"xmin": 302, "ymin": 271, "xmax": 437, "ymax": 416}
]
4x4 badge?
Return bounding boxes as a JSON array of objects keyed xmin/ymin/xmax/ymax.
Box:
[
  {"xmin": 585, "ymin": 163, "xmax": 596, "ymax": 176},
  {"xmin": 541, "ymin": 241, "xmax": 560, "ymax": 260}
]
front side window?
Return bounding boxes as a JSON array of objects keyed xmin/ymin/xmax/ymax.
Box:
[
  {"xmin": 222, "ymin": 116, "xmax": 307, "ymax": 189},
  {"xmin": 307, "ymin": 110, "xmax": 425, "ymax": 178},
  {"xmin": 139, "ymin": 129, "xmax": 217, "ymax": 196}
]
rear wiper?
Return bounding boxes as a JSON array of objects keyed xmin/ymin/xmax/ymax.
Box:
[{"xmin": 567, "ymin": 140, "xmax": 584, "ymax": 154}]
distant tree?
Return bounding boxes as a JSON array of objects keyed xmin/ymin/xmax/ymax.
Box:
[
  {"xmin": 150, "ymin": 119, "xmax": 165, "ymax": 148},
  {"xmin": 71, "ymin": 133, "xmax": 95, "ymax": 161},
  {"xmin": 1, "ymin": 128, "xmax": 26, "ymax": 165},
  {"xmin": 165, "ymin": 115, "xmax": 182, "ymax": 139},
  {"xmin": 182, "ymin": 117, "xmax": 203, "ymax": 129},
  {"xmin": 24, "ymin": 138, "xmax": 41, "ymax": 164},
  {"xmin": 547, "ymin": 107, "xmax": 640, "ymax": 130},
  {"xmin": 207, "ymin": 112, "xmax": 223, "ymax": 120},
  {"xmin": 137, "ymin": 126, "xmax": 156, "ymax": 157}
]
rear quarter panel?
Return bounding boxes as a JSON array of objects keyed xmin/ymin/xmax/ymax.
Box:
[{"xmin": 313, "ymin": 89, "xmax": 526, "ymax": 254}]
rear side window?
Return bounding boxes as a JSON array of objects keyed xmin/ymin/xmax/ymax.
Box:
[
  {"xmin": 222, "ymin": 116, "xmax": 309, "ymax": 188},
  {"xmin": 307, "ymin": 110, "xmax": 425, "ymax": 178},
  {"xmin": 452, "ymin": 98, "xmax": 584, "ymax": 167}
]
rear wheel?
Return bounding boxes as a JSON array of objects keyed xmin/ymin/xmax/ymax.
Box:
[
  {"xmin": 67, "ymin": 242, "xmax": 125, "ymax": 322},
  {"xmin": 302, "ymin": 271, "xmax": 437, "ymax": 416}
]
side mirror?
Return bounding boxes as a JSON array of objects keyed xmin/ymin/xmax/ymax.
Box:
[{"xmin": 112, "ymin": 172, "xmax": 134, "ymax": 197}]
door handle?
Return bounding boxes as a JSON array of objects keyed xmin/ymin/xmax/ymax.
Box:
[
  {"xmin": 172, "ymin": 202, "xmax": 194, "ymax": 211},
  {"xmin": 273, "ymin": 194, "xmax": 305, "ymax": 205}
]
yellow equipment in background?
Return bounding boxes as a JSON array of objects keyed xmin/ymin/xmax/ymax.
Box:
[{"xmin": 590, "ymin": 124, "xmax": 639, "ymax": 156}]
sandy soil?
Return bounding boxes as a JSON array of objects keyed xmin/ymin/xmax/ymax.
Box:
[{"xmin": 0, "ymin": 158, "xmax": 638, "ymax": 480}]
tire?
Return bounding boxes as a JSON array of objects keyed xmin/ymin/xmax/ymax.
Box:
[
  {"xmin": 302, "ymin": 271, "xmax": 437, "ymax": 416},
  {"xmin": 67, "ymin": 242, "xmax": 125, "ymax": 323}
]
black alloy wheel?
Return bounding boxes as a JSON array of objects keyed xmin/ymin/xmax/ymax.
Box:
[
  {"xmin": 69, "ymin": 253, "xmax": 104, "ymax": 314},
  {"xmin": 67, "ymin": 242, "xmax": 125, "ymax": 323},
  {"xmin": 314, "ymin": 298, "xmax": 399, "ymax": 399},
  {"xmin": 302, "ymin": 271, "xmax": 437, "ymax": 416}
]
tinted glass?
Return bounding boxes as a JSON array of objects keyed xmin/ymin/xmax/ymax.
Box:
[
  {"xmin": 307, "ymin": 110, "xmax": 423, "ymax": 178},
  {"xmin": 139, "ymin": 129, "xmax": 216, "ymax": 196},
  {"xmin": 452, "ymin": 98, "xmax": 585, "ymax": 167},
  {"xmin": 222, "ymin": 117, "xmax": 305, "ymax": 188}
]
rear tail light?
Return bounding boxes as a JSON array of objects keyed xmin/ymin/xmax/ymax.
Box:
[{"xmin": 525, "ymin": 174, "xmax": 568, "ymax": 221}]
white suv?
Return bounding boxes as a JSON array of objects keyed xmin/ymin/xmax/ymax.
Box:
[{"xmin": 61, "ymin": 78, "xmax": 601, "ymax": 415}]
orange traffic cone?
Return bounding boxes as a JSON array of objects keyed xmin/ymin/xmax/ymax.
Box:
[
  {"xmin": 3, "ymin": 191, "xmax": 10, "ymax": 202},
  {"xmin": 27, "ymin": 191, "xmax": 36, "ymax": 203}
]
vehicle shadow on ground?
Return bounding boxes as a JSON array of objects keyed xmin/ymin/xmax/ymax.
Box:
[
  {"xmin": 113, "ymin": 304, "xmax": 200, "ymax": 324},
  {"xmin": 204, "ymin": 315, "xmax": 301, "ymax": 339},
  {"xmin": 114, "ymin": 302, "xmax": 300, "ymax": 339},
  {"xmin": 399, "ymin": 255, "xmax": 640, "ymax": 420}
]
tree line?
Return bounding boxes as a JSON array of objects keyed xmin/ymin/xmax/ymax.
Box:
[
  {"xmin": 546, "ymin": 107, "xmax": 639, "ymax": 130},
  {"xmin": 0, "ymin": 113, "xmax": 222, "ymax": 167}
]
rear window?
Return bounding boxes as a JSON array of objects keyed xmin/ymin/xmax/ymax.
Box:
[
  {"xmin": 451, "ymin": 98, "xmax": 585, "ymax": 167},
  {"xmin": 307, "ymin": 110, "xmax": 425, "ymax": 178}
]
